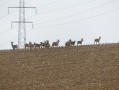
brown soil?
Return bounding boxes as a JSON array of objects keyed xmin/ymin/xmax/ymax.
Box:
[{"xmin": 0, "ymin": 43, "xmax": 119, "ymax": 90}]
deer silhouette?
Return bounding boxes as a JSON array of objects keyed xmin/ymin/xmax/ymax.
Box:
[
  {"xmin": 25, "ymin": 42, "xmax": 34, "ymax": 49},
  {"xmin": 52, "ymin": 40, "xmax": 60, "ymax": 47},
  {"xmin": 11, "ymin": 42, "xmax": 18, "ymax": 50},
  {"xmin": 70, "ymin": 40, "xmax": 75, "ymax": 46},
  {"xmin": 94, "ymin": 37, "xmax": 101, "ymax": 44},
  {"xmin": 65, "ymin": 39, "xmax": 72, "ymax": 47},
  {"xmin": 77, "ymin": 38, "xmax": 83, "ymax": 46},
  {"xmin": 34, "ymin": 43, "xmax": 41, "ymax": 49},
  {"xmin": 45, "ymin": 40, "xmax": 50, "ymax": 48}
]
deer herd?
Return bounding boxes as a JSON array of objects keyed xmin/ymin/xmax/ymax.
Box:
[{"xmin": 11, "ymin": 36, "xmax": 101, "ymax": 50}]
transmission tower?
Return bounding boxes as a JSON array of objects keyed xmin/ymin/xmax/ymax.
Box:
[{"xmin": 8, "ymin": 0, "xmax": 37, "ymax": 48}]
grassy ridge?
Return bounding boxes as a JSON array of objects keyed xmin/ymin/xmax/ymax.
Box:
[{"xmin": 0, "ymin": 43, "xmax": 119, "ymax": 90}]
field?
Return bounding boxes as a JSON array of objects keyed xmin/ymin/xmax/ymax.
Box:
[{"xmin": 0, "ymin": 43, "xmax": 119, "ymax": 90}]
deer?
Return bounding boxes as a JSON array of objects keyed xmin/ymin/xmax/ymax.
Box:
[
  {"xmin": 34, "ymin": 43, "xmax": 41, "ymax": 49},
  {"xmin": 29, "ymin": 42, "xmax": 34, "ymax": 49},
  {"xmin": 41, "ymin": 41, "xmax": 47, "ymax": 48},
  {"xmin": 52, "ymin": 40, "xmax": 60, "ymax": 47},
  {"xmin": 25, "ymin": 42, "xmax": 34, "ymax": 49},
  {"xmin": 70, "ymin": 41, "xmax": 75, "ymax": 46},
  {"xmin": 40, "ymin": 40, "xmax": 50, "ymax": 48},
  {"xmin": 77, "ymin": 38, "xmax": 83, "ymax": 46},
  {"xmin": 65, "ymin": 39, "xmax": 72, "ymax": 47},
  {"xmin": 94, "ymin": 36, "xmax": 101, "ymax": 44},
  {"xmin": 25, "ymin": 42, "xmax": 30, "ymax": 49},
  {"xmin": 45, "ymin": 40, "xmax": 50, "ymax": 48},
  {"xmin": 11, "ymin": 42, "xmax": 18, "ymax": 50}
]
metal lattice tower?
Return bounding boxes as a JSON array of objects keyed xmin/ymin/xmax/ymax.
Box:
[{"xmin": 8, "ymin": 0, "xmax": 36, "ymax": 48}]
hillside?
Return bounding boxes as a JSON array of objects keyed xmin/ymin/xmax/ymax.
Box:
[{"xmin": 0, "ymin": 43, "xmax": 119, "ymax": 90}]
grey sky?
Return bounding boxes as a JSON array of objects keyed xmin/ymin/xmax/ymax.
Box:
[{"xmin": 0, "ymin": 0, "xmax": 119, "ymax": 49}]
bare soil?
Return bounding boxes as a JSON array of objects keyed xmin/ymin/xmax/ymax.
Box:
[{"xmin": 0, "ymin": 43, "xmax": 119, "ymax": 90}]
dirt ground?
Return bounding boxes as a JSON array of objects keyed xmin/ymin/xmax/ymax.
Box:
[{"xmin": 0, "ymin": 43, "xmax": 119, "ymax": 90}]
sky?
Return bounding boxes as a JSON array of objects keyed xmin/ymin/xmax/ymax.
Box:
[{"xmin": 0, "ymin": 0, "xmax": 119, "ymax": 49}]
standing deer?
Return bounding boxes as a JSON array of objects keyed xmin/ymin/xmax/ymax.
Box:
[
  {"xmin": 94, "ymin": 37, "xmax": 101, "ymax": 44},
  {"xmin": 11, "ymin": 42, "xmax": 18, "ymax": 50},
  {"xmin": 52, "ymin": 40, "xmax": 60, "ymax": 47},
  {"xmin": 77, "ymin": 38, "xmax": 83, "ymax": 46}
]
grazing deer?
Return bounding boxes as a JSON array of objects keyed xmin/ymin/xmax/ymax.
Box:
[
  {"xmin": 11, "ymin": 42, "xmax": 18, "ymax": 50},
  {"xmin": 41, "ymin": 41, "xmax": 46, "ymax": 48},
  {"xmin": 25, "ymin": 43, "xmax": 29, "ymax": 49},
  {"xmin": 25, "ymin": 42, "xmax": 31, "ymax": 49},
  {"xmin": 45, "ymin": 40, "xmax": 50, "ymax": 48},
  {"xmin": 65, "ymin": 39, "xmax": 72, "ymax": 47},
  {"xmin": 65, "ymin": 42, "xmax": 70, "ymax": 47},
  {"xmin": 25, "ymin": 42, "xmax": 34, "ymax": 49},
  {"xmin": 29, "ymin": 42, "xmax": 34, "ymax": 49},
  {"xmin": 94, "ymin": 37, "xmax": 101, "ymax": 44},
  {"xmin": 52, "ymin": 40, "xmax": 60, "ymax": 47},
  {"xmin": 40, "ymin": 40, "xmax": 50, "ymax": 48},
  {"xmin": 77, "ymin": 38, "xmax": 83, "ymax": 46},
  {"xmin": 70, "ymin": 41, "xmax": 75, "ymax": 46}
]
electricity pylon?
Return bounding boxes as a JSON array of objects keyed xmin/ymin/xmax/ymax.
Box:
[{"xmin": 8, "ymin": 0, "xmax": 37, "ymax": 48}]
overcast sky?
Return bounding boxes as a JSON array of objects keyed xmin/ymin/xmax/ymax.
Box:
[{"xmin": 0, "ymin": 0, "xmax": 119, "ymax": 49}]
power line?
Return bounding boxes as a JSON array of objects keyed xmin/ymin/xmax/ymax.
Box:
[
  {"xmin": 0, "ymin": 0, "xmax": 14, "ymax": 20},
  {"xmin": 0, "ymin": 0, "xmax": 118, "ymax": 49},
  {"xmin": 26, "ymin": 0, "xmax": 94, "ymax": 19},
  {"xmin": 0, "ymin": 14, "xmax": 8, "ymax": 20},
  {"xmin": 30, "ymin": 0, "xmax": 117, "ymax": 25},
  {"xmin": 0, "ymin": 28, "xmax": 11, "ymax": 37},
  {"xmin": 5, "ymin": 6, "xmax": 119, "ymax": 45},
  {"xmin": 0, "ymin": 36, "xmax": 17, "ymax": 49},
  {"xmin": 37, "ymin": 0, "xmax": 63, "ymax": 7},
  {"xmin": 34, "ymin": 8, "xmax": 119, "ymax": 28},
  {"xmin": 8, "ymin": 0, "xmax": 37, "ymax": 48},
  {"xmin": 26, "ymin": 0, "xmax": 63, "ymax": 8},
  {"xmin": 0, "ymin": 10, "xmax": 18, "ymax": 21},
  {"xmin": 0, "ymin": 0, "xmax": 11, "ymax": 8},
  {"xmin": 37, "ymin": 0, "xmax": 94, "ymax": 14}
]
